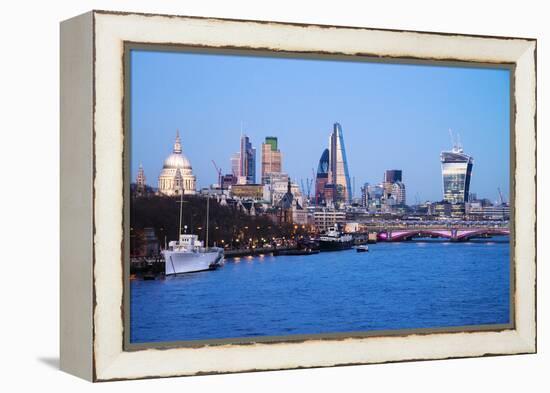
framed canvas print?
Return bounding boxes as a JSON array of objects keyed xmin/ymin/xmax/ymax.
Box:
[{"xmin": 60, "ymin": 10, "xmax": 537, "ymax": 381}]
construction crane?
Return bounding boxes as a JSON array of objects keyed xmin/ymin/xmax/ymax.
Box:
[
  {"xmin": 211, "ymin": 160, "xmax": 223, "ymax": 191},
  {"xmin": 497, "ymin": 187, "xmax": 505, "ymax": 205},
  {"xmin": 301, "ymin": 177, "xmax": 314, "ymax": 203},
  {"xmin": 456, "ymin": 131, "xmax": 463, "ymax": 150},
  {"xmin": 311, "ymin": 168, "xmax": 317, "ymax": 205}
]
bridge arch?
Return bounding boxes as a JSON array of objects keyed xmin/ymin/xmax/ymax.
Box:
[
  {"xmin": 381, "ymin": 229, "xmax": 453, "ymax": 241},
  {"xmin": 455, "ymin": 228, "xmax": 510, "ymax": 241}
]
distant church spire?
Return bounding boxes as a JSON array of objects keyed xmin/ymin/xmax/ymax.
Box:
[
  {"xmin": 173, "ymin": 129, "xmax": 182, "ymax": 154},
  {"xmin": 136, "ymin": 163, "xmax": 146, "ymax": 185},
  {"xmin": 136, "ymin": 162, "xmax": 146, "ymax": 195}
]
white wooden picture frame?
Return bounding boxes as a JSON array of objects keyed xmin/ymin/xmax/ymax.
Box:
[{"xmin": 60, "ymin": 10, "xmax": 536, "ymax": 381}]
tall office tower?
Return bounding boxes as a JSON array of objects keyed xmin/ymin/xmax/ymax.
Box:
[
  {"xmin": 391, "ymin": 181, "xmax": 406, "ymax": 205},
  {"xmin": 264, "ymin": 136, "xmax": 278, "ymax": 152},
  {"xmin": 261, "ymin": 136, "xmax": 282, "ymax": 184},
  {"xmin": 440, "ymin": 139, "xmax": 474, "ymax": 204},
  {"xmin": 231, "ymin": 152, "xmax": 241, "ymax": 178},
  {"xmin": 384, "ymin": 169, "xmax": 402, "ymax": 183},
  {"xmin": 327, "ymin": 122, "xmax": 352, "ymax": 204},
  {"xmin": 239, "ymin": 135, "xmax": 256, "ymax": 184},
  {"xmin": 315, "ymin": 149, "xmax": 329, "ymax": 205},
  {"xmin": 382, "ymin": 169, "xmax": 406, "ymax": 205},
  {"xmin": 361, "ymin": 182, "xmax": 369, "ymax": 207}
]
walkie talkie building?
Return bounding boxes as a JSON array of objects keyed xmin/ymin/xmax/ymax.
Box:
[{"xmin": 440, "ymin": 143, "xmax": 474, "ymax": 204}]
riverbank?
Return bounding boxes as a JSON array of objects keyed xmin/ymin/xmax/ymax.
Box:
[{"xmin": 224, "ymin": 246, "xmax": 293, "ymax": 258}]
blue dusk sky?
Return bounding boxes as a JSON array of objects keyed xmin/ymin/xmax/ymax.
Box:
[{"xmin": 130, "ymin": 49, "xmax": 510, "ymax": 203}]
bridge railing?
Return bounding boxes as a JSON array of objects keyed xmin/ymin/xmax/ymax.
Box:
[
  {"xmin": 360, "ymin": 224, "xmax": 509, "ymax": 231},
  {"xmin": 373, "ymin": 227, "xmax": 510, "ymax": 242}
]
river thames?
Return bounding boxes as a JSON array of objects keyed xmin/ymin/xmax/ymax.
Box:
[{"xmin": 130, "ymin": 238, "xmax": 510, "ymax": 344}]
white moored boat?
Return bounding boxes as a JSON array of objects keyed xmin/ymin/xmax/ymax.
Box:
[
  {"xmin": 163, "ymin": 233, "xmax": 224, "ymax": 275},
  {"xmin": 162, "ymin": 188, "xmax": 224, "ymax": 275}
]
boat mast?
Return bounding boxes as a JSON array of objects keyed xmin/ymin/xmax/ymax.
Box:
[
  {"xmin": 205, "ymin": 195, "xmax": 210, "ymax": 250},
  {"xmin": 178, "ymin": 185, "xmax": 184, "ymax": 242}
]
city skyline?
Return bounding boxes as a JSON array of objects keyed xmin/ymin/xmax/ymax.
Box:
[{"xmin": 130, "ymin": 49, "xmax": 510, "ymax": 203}]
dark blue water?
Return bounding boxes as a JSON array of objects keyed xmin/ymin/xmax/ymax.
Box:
[{"xmin": 130, "ymin": 238, "xmax": 510, "ymax": 343}]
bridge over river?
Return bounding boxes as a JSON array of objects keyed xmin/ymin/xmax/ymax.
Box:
[{"xmin": 375, "ymin": 227, "xmax": 510, "ymax": 242}]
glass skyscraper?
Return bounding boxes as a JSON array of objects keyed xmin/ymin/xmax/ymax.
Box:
[
  {"xmin": 440, "ymin": 144, "xmax": 474, "ymax": 204},
  {"xmin": 384, "ymin": 170, "xmax": 402, "ymax": 183},
  {"xmin": 239, "ymin": 135, "xmax": 256, "ymax": 184},
  {"xmin": 315, "ymin": 148, "xmax": 329, "ymax": 205},
  {"xmin": 328, "ymin": 123, "xmax": 352, "ymax": 204}
]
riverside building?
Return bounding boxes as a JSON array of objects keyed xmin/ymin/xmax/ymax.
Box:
[
  {"xmin": 276, "ymin": 178, "xmax": 307, "ymax": 225},
  {"xmin": 466, "ymin": 201, "xmax": 510, "ymax": 220},
  {"xmin": 230, "ymin": 184, "xmax": 265, "ymax": 200},
  {"xmin": 269, "ymin": 177, "xmax": 303, "ymax": 206},
  {"xmin": 313, "ymin": 209, "xmax": 346, "ymax": 232}
]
